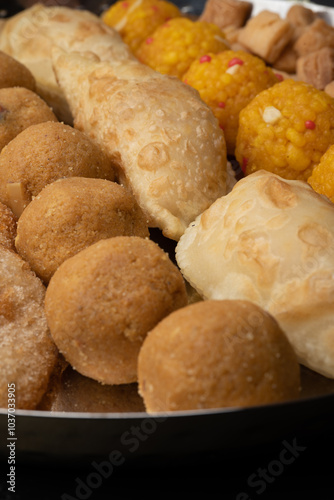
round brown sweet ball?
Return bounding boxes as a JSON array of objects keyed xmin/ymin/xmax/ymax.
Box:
[
  {"xmin": 0, "ymin": 51, "xmax": 36, "ymax": 91},
  {"xmin": 0, "ymin": 120, "xmax": 115, "ymax": 215},
  {"xmin": 15, "ymin": 177, "xmax": 150, "ymax": 283},
  {"xmin": 0, "ymin": 87, "xmax": 57, "ymax": 153},
  {"xmin": 0, "ymin": 201, "xmax": 16, "ymax": 251},
  {"xmin": 137, "ymin": 299, "xmax": 301, "ymax": 413},
  {"xmin": 44, "ymin": 236, "xmax": 188, "ymax": 385}
]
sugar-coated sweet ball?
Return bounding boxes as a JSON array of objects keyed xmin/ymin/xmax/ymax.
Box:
[
  {"xmin": 0, "ymin": 50, "xmax": 36, "ymax": 91},
  {"xmin": 0, "ymin": 121, "xmax": 115, "ymax": 215},
  {"xmin": 44, "ymin": 236, "xmax": 188, "ymax": 385},
  {"xmin": 15, "ymin": 177, "xmax": 150, "ymax": 283},
  {"xmin": 137, "ymin": 299, "xmax": 301, "ymax": 412},
  {"xmin": 0, "ymin": 87, "xmax": 57, "ymax": 153}
]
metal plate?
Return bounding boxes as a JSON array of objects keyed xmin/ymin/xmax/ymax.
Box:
[{"xmin": 1, "ymin": 0, "xmax": 334, "ymax": 478}]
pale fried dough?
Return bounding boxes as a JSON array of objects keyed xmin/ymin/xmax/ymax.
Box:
[
  {"xmin": 0, "ymin": 4, "xmax": 134, "ymax": 123},
  {"xmin": 52, "ymin": 49, "xmax": 227, "ymax": 240},
  {"xmin": 176, "ymin": 170, "xmax": 334, "ymax": 379},
  {"xmin": 0, "ymin": 246, "xmax": 59, "ymax": 409}
]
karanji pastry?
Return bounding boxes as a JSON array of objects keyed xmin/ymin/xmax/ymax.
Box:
[
  {"xmin": 0, "ymin": 4, "xmax": 134, "ymax": 123},
  {"xmin": 176, "ymin": 170, "xmax": 334, "ymax": 379},
  {"xmin": 51, "ymin": 48, "xmax": 227, "ymax": 240},
  {"xmin": 0, "ymin": 4, "xmax": 227, "ymax": 240}
]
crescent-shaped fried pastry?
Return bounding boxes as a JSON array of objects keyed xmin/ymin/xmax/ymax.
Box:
[
  {"xmin": 52, "ymin": 49, "xmax": 227, "ymax": 240},
  {"xmin": 0, "ymin": 4, "xmax": 134, "ymax": 123}
]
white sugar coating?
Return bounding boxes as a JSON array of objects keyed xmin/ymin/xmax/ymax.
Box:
[{"xmin": 0, "ymin": 246, "xmax": 58, "ymax": 409}]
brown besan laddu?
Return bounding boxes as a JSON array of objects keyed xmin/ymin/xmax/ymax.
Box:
[
  {"xmin": 0, "ymin": 87, "xmax": 57, "ymax": 154},
  {"xmin": 15, "ymin": 176, "xmax": 150, "ymax": 283},
  {"xmin": 44, "ymin": 236, "xmax": 188, "ymax": 386},
  {"xmin": 138, "ymin": 300, "xmax": 301, "ymax": 413},
  {"xmin": 0, "ymin": 121, "xmax": 115, "ymax": 218}
]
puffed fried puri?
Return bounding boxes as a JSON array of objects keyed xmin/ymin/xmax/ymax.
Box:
[
  {"xmin": 0, "ymin": 201, "xmax": 16, "ymax": 251},
  {"xmin": 15, "ymin": 177, "xmax": 149, "ymax": 283},
  {"xmin": 0, "ymin": 87, "xmax": 57, "ymax": 155},
  {"xmin": 0, "ymin": 245, "xmax": 59, "ymax": 410},
  {"xmin": 0, "ymin": 121, "xmax": 115, "ymax": 218},
  {"xmin": 0, "ymin": 50, "xmax": 36, "ymax": 91},
  {"xmin": 176, "ymin": 170, "xmax": 334, "ymax": 379},
  {"xmin": 38, "ymin": 364, "xmax": 145, "ymax": 413},
  {"xmin": 45, "ymin": 236, "xmax": 188, "ymax": 385},
  {"xmin": 137, "ymin": 300, "xmax": 301, "ymax": 413}
]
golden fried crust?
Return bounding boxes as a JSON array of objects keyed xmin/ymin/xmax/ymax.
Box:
[
  {"xmin": 0, "ymin": 4, "xmax": 134, "ymax": 123},
  {"xmin": 238, "ymin": 10, "xmax": 293, "ymax": 64},
  {"xmin": 176, "ymin": 170, "xmax": 334, "ymax": 379},
  {"xmin": 0, "ymin": 121, "xmax": 115, "ymax": 212},
  {"xmin": 52, "ymin": 49, "xmax": 227, "ymax": 240},
  {"xmin": 0, "ymin": 50, "xmax": 36, "ymax": 91},
  {"xmin": 45, "ymin": 236, "xmax": 188, "ymax": 385},
  {"xmin": 15, "ymin": 177, "xmax": 149, "ymax": 283},
  {"xmin": 0, "ymin": 87, "xmax": 57, "ymax": 154},
  {"xmin": 0, "ymin": 246, "xmax": 59, "ymax": 410},
  {"xmin": 40, "ymin": 365, "xmax": 145, "ymax": 413},
  {"xmin": 138, "ymin": 299, "xmax": 300, "ymax": 412},
  {"xmin": 0, "ymin": 201, "xmax": 16, "ymax": 251}
]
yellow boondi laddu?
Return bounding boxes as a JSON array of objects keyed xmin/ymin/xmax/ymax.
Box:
[
  {"xmin": 235, "ymin": 79, "xmax": 334, "ymax": 181},
  {"xmin": 101, "ymin": 0, "xmax": 182, "ymax": 53},
  {"xmin": 308, "ymin": 145, "xmax": 334, "ymax": 203},
  {"xmin": 183, "ymin": 50, "xmax": 280, "ymax": 156},
  {"xmin": 135, "ymin": 17, "xmax": 229, "ymax": 79}
]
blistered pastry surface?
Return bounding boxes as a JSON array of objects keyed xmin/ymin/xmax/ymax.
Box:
[{"xmin": 176, "ymin": 170, "xmax": 334, "ymax": 377}]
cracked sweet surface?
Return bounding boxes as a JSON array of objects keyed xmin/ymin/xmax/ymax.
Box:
[{"xmin": 176, "ymin": 170, "xmax": 334, "ymax": 378}]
